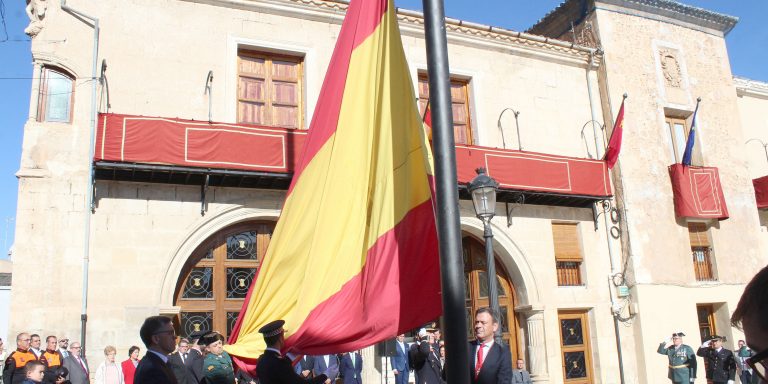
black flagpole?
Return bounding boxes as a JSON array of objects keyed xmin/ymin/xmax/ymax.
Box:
[{"xmin": 421, "ymin": 0, "xmax": 470, "ymax": 383}]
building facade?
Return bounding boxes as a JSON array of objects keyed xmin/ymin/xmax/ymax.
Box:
[{"xmin": 10, "ymin": 0, "xmax": 768, "ymax": 383}]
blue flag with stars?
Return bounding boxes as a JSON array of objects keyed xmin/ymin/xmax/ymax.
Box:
[{"xmin": 681, "ymin": 100, "xmax": 700, "ymax": 166}]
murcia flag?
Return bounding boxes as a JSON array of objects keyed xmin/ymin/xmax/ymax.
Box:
[
  {"xmin": 603, "ymin": 98, "xmax": 625, "ymax": 169},
  {"xmin": 225, "ymin": 0, "xmax": 441, "ymax": 364}
]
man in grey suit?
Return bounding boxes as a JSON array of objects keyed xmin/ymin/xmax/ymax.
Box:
[
  {"xmin": 62, "ymin": 342, "xmax": 89, "ymax": 384},
  {"xmin": 511, "ymin": 359, "xmax": 532, "ymax": 384}
]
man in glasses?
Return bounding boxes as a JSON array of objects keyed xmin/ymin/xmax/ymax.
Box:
[
  {"xmin": 696, "ymin": 335, "xmax": 736, "ymax": 384},
  {"xmin": 135, "ymin": 316, "xmax": 179, "ymax": 384},
  {"xmin": 732, "ymin": 264, "xmax": 768, "ymax": 383},
  {"xmin": 3, "ymin": 333, "xmax": 37, "ymax": 384},
  {"xmin": 657, "ymin": 332, "xmax": 697, "ymax": 383}
]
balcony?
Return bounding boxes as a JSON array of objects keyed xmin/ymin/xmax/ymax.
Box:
[
  {"xmin": 753, "ymin": 176, "xmax": 768, "ymax": 210},
  {"xmin": 668, "ymin": 164, "xmax": 729, "ymax": 220},
  {"xmin": 94, "ymin": 113, "xmax": 612, "ymax": 208}
]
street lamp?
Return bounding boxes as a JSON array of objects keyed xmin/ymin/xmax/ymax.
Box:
[{"xmin": 467, "ymin": 167, "xmax": 501, "ymax": 343}]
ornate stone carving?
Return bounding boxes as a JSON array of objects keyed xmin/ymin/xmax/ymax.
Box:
[
  {"xmin": 24, "ymin": 0, "xmax": 48, "ymax": 38},
  {"xmin": 659, "ymin": 49, "xmax": 682, "ymax": 88}
]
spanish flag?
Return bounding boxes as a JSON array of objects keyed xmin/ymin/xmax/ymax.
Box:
[{"xmin": 225, "ymin": 0, "xmax": 441, "ymax": 362}]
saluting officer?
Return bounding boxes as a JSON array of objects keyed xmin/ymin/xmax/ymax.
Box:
[
  {"xmin": 657, "ymin": 332, "xmax": 697, "ymax": 383},
  {"xmin": 255, "ymin": 320, "xmax": 328, "ymax": 384},
  {"xmin": 696, "ymin": 335, "xmax": 736, "ymax": 384}
]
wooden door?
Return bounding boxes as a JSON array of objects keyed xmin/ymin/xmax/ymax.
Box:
[
  {"xmin": 462, "ymin": 236, "xmax": 520, "ymax": 359},
  {"xmin": 174, "ymin": 221, "xmax": 274, "ymax": 339},
  {"xmin": 558, "ymin": 311, "xmax": 594, "ymax": 383}
]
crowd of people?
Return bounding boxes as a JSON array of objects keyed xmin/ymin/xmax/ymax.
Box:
[{"xmin": 3, "ymin": 261, "xmax": 767, "ymax": 384}]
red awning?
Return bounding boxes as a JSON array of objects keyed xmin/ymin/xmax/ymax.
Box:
[
  {"xmin": 669, "ymin": 164, "xmax": 729, "ymax": 220},
  {"xmin": 754, "ymin": 176, "xmax": 768, "ymax": 210}
]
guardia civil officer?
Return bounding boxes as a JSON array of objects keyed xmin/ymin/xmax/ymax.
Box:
[
  {"xmin": 657, "ymin": 332, "xmax": 697, "ymax": 383},
  {"xmin": 696, "ymin": 335, "xmax": 736, "ymax": 384},
  {"xmin": 255, "ymin": 320, "xmax": 327, "ymax": 384}
]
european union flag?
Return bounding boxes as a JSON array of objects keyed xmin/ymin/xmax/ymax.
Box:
[{"xmin": 681, "ymin": 99, "xmax": 700, "ymax": 166}]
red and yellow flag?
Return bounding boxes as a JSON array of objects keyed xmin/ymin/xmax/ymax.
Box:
[{"xmin": 225, "ymin": 0, "xmax": 441, "ymax": 361}]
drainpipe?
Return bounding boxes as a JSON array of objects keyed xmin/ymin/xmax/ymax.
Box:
[
  {"xmin": 585, "ymin": 50, "xmax": 626, "ymax": 384},
  {"xmin": 60, "ymin": 0, "xmax": 99, "ymax": 357}
]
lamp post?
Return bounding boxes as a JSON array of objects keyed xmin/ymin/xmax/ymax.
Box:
[{"xmin": 467, "ymin": 167, "xmax": 501, "ymax": 343}]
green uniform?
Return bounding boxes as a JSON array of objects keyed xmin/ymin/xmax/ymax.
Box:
[
  {"xmin": 657, "ymin": 342, "xmax": 697, "ymax": 383},
  {"xmin": 204, "ymin": 350, "xmax": 235, "ymax": 384}
]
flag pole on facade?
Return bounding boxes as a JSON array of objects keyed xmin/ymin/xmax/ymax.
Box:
[
  {"xmin": 421, "ymin": 0, "xmax": 471, "ymax": 382},
  {"xmin": 603, "ymin": 93, "xmax": 627, "ymax": 169},
  {"xmin": 681, "ymin": 97, "xmax": 701, "ymax": 166}
]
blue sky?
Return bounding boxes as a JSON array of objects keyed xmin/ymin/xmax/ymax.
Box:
[{"xmin": 0, "ymin": 1, "xmax": 766, "ymax": 259}]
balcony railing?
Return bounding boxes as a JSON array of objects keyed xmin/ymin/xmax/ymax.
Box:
[
  {"xmin": 93, "ymin": 113, "xmax": 613, "ymax": 208},
  {"xmin": 692, "ymin": 247, "xmax": 716, "ymax": 282},
  {"xmin": 556, "ymin": 261, "xmax": 583, "ymax": 286}
]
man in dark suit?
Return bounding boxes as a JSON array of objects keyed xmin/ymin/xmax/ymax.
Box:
[
  {"xmin": 168, "ymin": 339, "xmax": 194, "ymax": 384},
  {"xmin": 313, "ymin": 355, "xmax": 339, "ymax": 383},
  {"xmin": 339, "ymin": 351, "xmax": 362, "ymax": 384},
  {"xmin": 294, "ymin": 355, "xmax": 315, "ymax": 378},
  {"xmin": 469, "ymin": 308, "xmax": 512, "ymax": 384},
  {"xmin": 185, "ymin": 332, "xmax": 205, "ymax": 384},
  {"xmin": 696, "ymin": 335, "xmax": 736, "ymax": 384},
  {"xmin": 389, "ymin": 334, "xmax": 409, "ymax": 384},
  {"xmin": 255, "ymin": 320, "xmax": 327, "ymax": 384},
  {"xmin": 61, "ymin": 342, "xmax": 89, "ymax": 384},
  {"xmin": 134, "ymin": 316, "xmax": 179, "ymax": 384}
]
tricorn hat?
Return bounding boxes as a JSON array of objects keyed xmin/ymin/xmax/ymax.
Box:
[{"xmin": 672, "ymin": 332, "xmax": 686, "ymax": 337}]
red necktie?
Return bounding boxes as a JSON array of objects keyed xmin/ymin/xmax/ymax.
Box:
[{"xmin": 475, "ymin": 343, "xmax": 486, "ymax": 378}]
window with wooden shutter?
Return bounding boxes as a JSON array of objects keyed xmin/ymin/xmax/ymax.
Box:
[
  {"xmin": 237, "ymin": 50, "xmax": 303, "ymax": 129},
  {"xmin": 688, "ymin": 222, "xmax": 716, "ymax": 281},
  {"xmin": 418, "ymin": 75, "xmax": 473, "ymax": 144},
  {"xmin": 552, "ymin": 223, "xmax": 584, "ymax": 286}
]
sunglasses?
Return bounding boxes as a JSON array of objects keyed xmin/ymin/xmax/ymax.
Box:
[{"xmin": 748, "ymin": 347, "xmax": 768, "ymax": 382}]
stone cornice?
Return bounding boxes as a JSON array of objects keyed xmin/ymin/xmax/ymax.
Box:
[
  {"xmin": 530, "ymin": 0, "xmax": 738, "ymax": 37},
  {"xmin": 735, "ymin": 76, "xmax": 768, "ymax": 99},
  {"xmin": 181, "ymin": 0, "xmax": 600, "ymax": 67}
]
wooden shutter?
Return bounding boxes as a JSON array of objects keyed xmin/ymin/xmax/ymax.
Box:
[
  {"xmin": 553, "ymin": 223, "xmax": 583, "ymax": 262},
  {"xmin": 688, "ymin": 222, "xmax": 710, "ymax": 248},
  {"xmin": 418, "ymin": 75, "xmax": 473, "ymax": 144}
]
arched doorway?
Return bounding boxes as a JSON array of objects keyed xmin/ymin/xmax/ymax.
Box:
[
  {"xmin": 174, "ymin": 221, "xmax": 275, "ymax": 339},
  {"xmin": 463, "ymin": 235, "xmax": 520, "ymax": 359}
]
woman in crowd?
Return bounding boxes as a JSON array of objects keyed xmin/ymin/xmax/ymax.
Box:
[
  {"xmin": 120, "ymin": 346, "xmax": 140, "ymax": 384},
  {"xmin": 95, "ymin": 346, "xmax": 124, "ymax": 384}
]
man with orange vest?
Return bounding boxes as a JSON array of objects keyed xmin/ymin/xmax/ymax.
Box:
[
  {"xmin": 3, "ymin": 333, "xmax": 38, "ymax": 384},
  {"xmin": 40, "ymin": 336, "xmax": 66, "ymax": 376}
]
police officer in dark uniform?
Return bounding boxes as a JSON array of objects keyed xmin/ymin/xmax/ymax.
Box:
[
  {"xmin": 657, "ymin": 332, "xmax": 697, "ymax": 383},
  {"xmin": 696, "ymin": 335, "xmax": 736, "ymax": 384},
  {"xmin": 255, "ymin": 320, "xmax": 327, "ymax": 384}
]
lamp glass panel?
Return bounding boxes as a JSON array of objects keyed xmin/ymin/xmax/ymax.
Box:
[{"xmin": 471, "ymin": 186, "xmax": 496, "ymax": 217}]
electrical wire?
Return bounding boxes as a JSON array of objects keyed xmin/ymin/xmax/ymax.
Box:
[{"xmin": 0, "ymin": 0, "xmax": 8, "ymax": 42}]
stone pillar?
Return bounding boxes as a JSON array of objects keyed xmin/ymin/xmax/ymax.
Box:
[
  {"xmin": 521, "ymin": 306, "xmax": 549, "ymax": 382},
  {"xmin": 361, "ymin": 345, "xmax": 380, "ymax": 383}
]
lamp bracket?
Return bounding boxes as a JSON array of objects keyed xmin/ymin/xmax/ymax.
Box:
[
  {"xmin": 505, "ymin": 193, "xmax": 525, "ymax": 227},
  {"xmin": 201, "ymin": 173, "xmax": 210, "ymax": 216}
]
